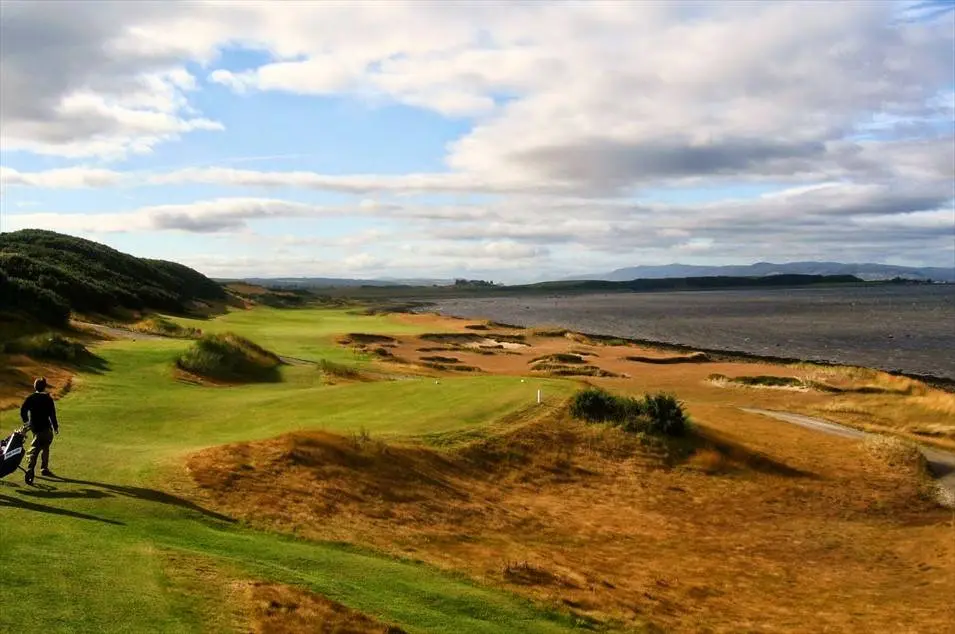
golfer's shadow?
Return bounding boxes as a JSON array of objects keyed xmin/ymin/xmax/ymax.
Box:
[
  {"xmin": 19, "ymin": 474, "xmax": 236, "ymax": 524},
  {"xmin": 0, "ymin": 490, "xmax": 124, "ymax": 526}
]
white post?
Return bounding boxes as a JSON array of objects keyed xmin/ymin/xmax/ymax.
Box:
[{"xmin": 537, "ymin": 389, "xmax": 541, "ymax": 404}]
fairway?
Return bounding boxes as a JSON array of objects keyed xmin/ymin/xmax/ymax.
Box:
[{"xmin": 0, "ymin": 308, "xmax": 577, "ymax": 633}]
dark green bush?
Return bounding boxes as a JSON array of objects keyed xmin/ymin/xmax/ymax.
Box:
[
  {"xmin": 569, "ymin": 387, "xmax": 689, "ymax": 437},
  {"xmin": 570, "ymin": 388, "xmax": 627, "ymax": 422},
  {"xmin": 642, "ymin": 392, "xmax": 689, "ymax": 437}
]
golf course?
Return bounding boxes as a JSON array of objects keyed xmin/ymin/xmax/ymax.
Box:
[
  {"xmin": 2, "ymin": 300, "xmax": 953, "ymax": 633},
  {"xmin": 1, "ymin": 307, "xmax": 581, "ymax": 633}
]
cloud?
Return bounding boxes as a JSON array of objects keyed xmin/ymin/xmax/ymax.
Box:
[
  {"xmin": 0, "ymin": 166, "xmax": 124, "ymax": 189},
  {"xmin": 0, "ymin": 2, "xmax": 225, "ymax": 157},
  {"xmin": 4, "ymin": 198, "xmax": 330, "ymax": 234}
]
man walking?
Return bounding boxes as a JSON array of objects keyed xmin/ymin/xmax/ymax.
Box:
[{"xmin": 20, "ymin": 377, "xmax": 59, "ymax": 485}]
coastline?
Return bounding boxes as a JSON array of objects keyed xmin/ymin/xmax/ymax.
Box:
[{"xmin": 412, "ymin": 302, "xmax": 955, "ymax": 393}]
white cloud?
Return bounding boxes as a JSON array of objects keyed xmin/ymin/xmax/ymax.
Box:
[
  {"xmin": 4, "ymin": 198, "xmax": 332, "ymax": 233},
  {"xmin": 0, "ymin": 166, "xmax": 124, "ymax": 189}
]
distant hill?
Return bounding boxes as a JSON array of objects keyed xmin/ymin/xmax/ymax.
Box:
[
  {"xmin": 0, "ymin": 229, "xmax": 225, "ymax": 326},
  {"xmin": 232, "ymin": 276, "xmax": 453, "ymax": 289},
  {"xmin": 511, "ymin": 273, "xmax": 865, "ymax": 294},
  {"xmin": 566, "ymin": 261, "xmax": 955, "ymax": 283}
]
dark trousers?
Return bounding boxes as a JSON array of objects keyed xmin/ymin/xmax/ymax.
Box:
[{"xmin": 26, "ymin": 429, "xmax": 54, "ymax": 471}]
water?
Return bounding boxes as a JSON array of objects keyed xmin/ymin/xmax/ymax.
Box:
[{"xmin": 425, "ymin": 285, "xmax": 955, "ymax": 380}]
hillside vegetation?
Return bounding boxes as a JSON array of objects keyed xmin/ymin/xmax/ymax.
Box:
[{"xmin": 0, "ymin": 229, "xmax": 225, "ymax": 326}]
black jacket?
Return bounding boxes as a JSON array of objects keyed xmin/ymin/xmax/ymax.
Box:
[{"xmin": 20, "ymin": 392, "xmax": 58, "ymax": 433}]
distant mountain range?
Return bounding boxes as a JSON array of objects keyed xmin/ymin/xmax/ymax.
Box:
[{"xmin": 564, "ymin": 262, "xmax": 955, "ymax": 283}]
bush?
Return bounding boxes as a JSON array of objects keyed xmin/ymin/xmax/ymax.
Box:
[
  {"xmin": 318, "ymin": 359, "xmax": 365, "ymax": 381},
  {"xmin": 642, "ymin": 393, "xmax": 689, "ymax": 437},
  {"xmin": 569, "ymin": 387, "xmax": 689, "ymax": 437},
  {"xmin": 570, "ymin": 388, "xmax": 622, "ymax": 422},
  {"xmin": 133, "ymin": 315, "xmax": 200, "ymax": 338},
  {"xmin": 3, "ymin": 333, "xmax": 88, "ymax": 361},
  {"xmin": 176, "ymin": 333, "xmax": 282, "ymax": 382}
]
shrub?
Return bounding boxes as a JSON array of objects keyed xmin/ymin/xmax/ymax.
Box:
[
  {"xmin": 642, "ymin": 392, "xmax": 689, "ymax": 437},
  {"xmin": 176, "ymin": 333, "xmax": 282, "ymax": 382},
  {"xmin": 318, "ymin": 359, "xmax": 365, "ymax": 381},
  {"xmin": 569, "ymin": 388, "xmax": 615, "ymax": 421},
  {"xmin": 569, "ymin": 387, "xmax": 689, "ymax": 437},
  {"xmin": 3, "ymin": 333, "xmax": 88, "ymax": 361},
  {"xmin": 570, "ymin": 388, "xmax": 641, "ymax": 423},
  {"xmin": 133, "ymin": 315, "xmax": 200, "ymax": 338}
]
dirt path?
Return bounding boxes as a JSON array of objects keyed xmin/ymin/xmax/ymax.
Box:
[{"xmin": 742, "ymin": 408, "xmax": 955, "ymax": 501}]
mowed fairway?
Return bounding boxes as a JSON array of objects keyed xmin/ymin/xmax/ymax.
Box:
[{"xmin": 0, "ymin": 308, "xmax": 576, "ymax": 634}]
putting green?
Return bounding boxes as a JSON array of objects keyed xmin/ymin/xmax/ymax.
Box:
[{"xmin": 0, "ymin": 308, "xmax": 577, "ymax": 633}]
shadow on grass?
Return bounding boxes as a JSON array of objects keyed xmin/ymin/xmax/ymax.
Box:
[
  {"xmin": 68, "ymin": 349, "xmax": 111, "ymax": 375},
  {"xmin": 683, "ymin": 430, "xmax": 817, "ymax": 479},
  {"xmin": 0, "ymin": 492, "xmax": 124, "ymax": 525},
  {"xmin": 21, "ymin": 475, "xmax": 237, "ymax": 524}
]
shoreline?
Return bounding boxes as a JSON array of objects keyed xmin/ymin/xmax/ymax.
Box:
[{"xmin": 411, "ymin": 304, "xmax": 955, "ymax": 393}]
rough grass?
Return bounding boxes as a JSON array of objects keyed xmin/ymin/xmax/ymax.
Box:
[
  {"xmin": 530, "ymin": 353, "xmax": 586, "ymax": 365},
  {"xmin": 530, "ymin": 362, "xmax": 618, "ymax": 377},
  {"xmin": 2, "ymin": 332, "xmax": 90, "ymax": 362},
  {"xmin": 530, "ymin": 328, "xmax": 570, "ymax": 338},
  {"xmin": 420, "ymin": 355, "xmax": 460, "ymax": 364},
  {"xmin": 627, "ymin": 352, "xmax": 710, "ymax": 364},
  {"xmin": 134, "ymin": 315, "xmax": 201, "ymax": 338},
  {"xmin": 422, "ymin": 362, "xmax": 481, "ymax": 372},
  {"xmin": 342, "ymin": 333, "xmax": 398, "ymax": 345},
  {"xmin": 176, "ymin": 333, "xmax": 283, "ymax": 383},
  {"xmin": 237, "ymin": 581, "xmax": 408, "ymax": 634},
  {"xmin": 863, "ymin": 435, "xmax": 927, "ymax": 471},
  {"xmin": 318, "ymin": 359, "xmax": 369, "ymax": 383},
  {"xmin": 188, "ymin": 413, "xmax": 954, "ymax": 633}
]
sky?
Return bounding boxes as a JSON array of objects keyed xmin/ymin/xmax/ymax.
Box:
[{"xmin": 0, "ymin": 0, "xmax": 953, "ymax": 283}]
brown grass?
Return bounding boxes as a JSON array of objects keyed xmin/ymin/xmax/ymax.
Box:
[
  {"xmin": 186, "ymin": 411, "xmax": 955, "ymax": 633},
  {"xmin": 0, "ymin": 354, "xmax": 75, "ymax": 412},
  {"xmin": 161, "ymin": 550, "xmax": 402, "ymax": 634},
  {"xmin": 237, "ymin": 582, "xmax": 406, "ymax": 634}
]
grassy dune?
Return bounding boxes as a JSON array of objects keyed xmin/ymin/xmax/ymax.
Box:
[{"xmin": 0, "ymin": 308, "xmax": 575, "ymax": 633}]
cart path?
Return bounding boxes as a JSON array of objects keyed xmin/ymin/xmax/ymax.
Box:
[{"xmin": 742, "ymin": 408, "xmax": 955, "ymax": 501}]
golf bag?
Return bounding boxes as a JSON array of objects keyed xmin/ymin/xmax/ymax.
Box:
[{"xmin": 0, "ymin": 427, "xmax": 28, "ymax": 479}]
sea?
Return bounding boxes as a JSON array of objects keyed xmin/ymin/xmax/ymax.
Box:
[{"xmin": 423, "ymin": 284, "xmax": 955, "ymax": 381}]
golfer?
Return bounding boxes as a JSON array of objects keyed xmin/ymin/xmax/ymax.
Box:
[{"xmin": 20, "ymin": 377, "xmax": 59, "ymax": 484}]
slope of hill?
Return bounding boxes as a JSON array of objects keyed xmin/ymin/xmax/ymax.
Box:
[
  {"xmin": 570, "ymin": 261, "xmax": 954, "ymax": 282},
  {"xmin": 0, "ymin": 229, "xmax": 225, "ymax": 326}
]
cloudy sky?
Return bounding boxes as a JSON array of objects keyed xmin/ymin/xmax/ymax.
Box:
[{"xmin": 1, "ymin": 0, "xmax": 953, "ymax": 282}]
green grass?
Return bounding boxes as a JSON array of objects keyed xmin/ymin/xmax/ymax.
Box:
[
  {"xmin": 0, "ymin": 307, "xmax": 579, "ymax": 633},
  {"xmin": 171, "ymin": 307, "xmax": 439, "ymax": 364}
]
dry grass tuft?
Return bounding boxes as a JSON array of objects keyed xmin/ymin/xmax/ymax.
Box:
[
  {"xmin": 863, "ymin": 435, "xmax": 926, "ymax": 471},
  {"xmin": 237, "ymin": 581, "xmax": 406, "ymax": 634}
]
